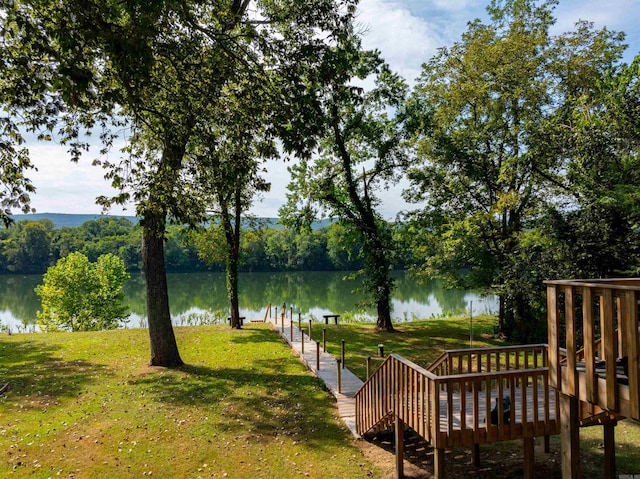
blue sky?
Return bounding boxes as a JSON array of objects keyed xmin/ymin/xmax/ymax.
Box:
[{"xmin": 22, "ymin": 0, "xmax": 640, "ymax": 218}]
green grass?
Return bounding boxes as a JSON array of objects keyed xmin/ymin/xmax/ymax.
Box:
[
  {"xmin": 3, "ymin": 316, "xmax": 640, "ymax": 478},
  {"xmin": 311, "ymin": 314, "xmax": 503, "ymax": 380},
  {"xmin": 0, "ymin": 325, "xmax": 381, "ymax": 478}
]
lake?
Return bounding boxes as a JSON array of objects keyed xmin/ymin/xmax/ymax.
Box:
[{"xmin": 0, "ymin": 270, "xmax": 497, "ymax": 332}]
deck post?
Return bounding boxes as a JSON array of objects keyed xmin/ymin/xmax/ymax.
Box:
[
  {"xmin": 395, "ymin": 416, "xmax": 404, "ymax": 479},
  {"xmin": 560, "ymin": 392, "xmax": 581, "ymax": 479},
  {"xmin": 472, "ymin": 443, "xmax": 480, "ymax": 467},
  {"xmin": 523, "ymin": 437, "xmax": 534, "ymax": 479},
  {"xmin": 604, "ymin": 422, "xmax": 616, "ymax": 479},
  {"xmin": 434, "ymin": 447, "xmax": 445, "ymax": 479}
]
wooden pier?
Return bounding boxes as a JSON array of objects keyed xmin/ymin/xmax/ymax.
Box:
[{"xmin": 267, "ymin": 313, "xmax": 363, "ymax": 437}]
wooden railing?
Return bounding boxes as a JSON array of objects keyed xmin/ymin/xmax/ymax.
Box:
[
  {"xmin": 428, "ymin": 344, "xmax": 548, "ymax": 377},
  {"xmin": 546, "ymin": 279, "xmax": 640, "ymax": 420},
  {"xmin": 355, "ymin": 347, "xmax": 559, "ymax": 449}
]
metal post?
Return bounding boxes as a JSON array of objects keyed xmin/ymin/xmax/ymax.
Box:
[
  {"xmin": 308, "ymin": 319, "xmax": 312, "ymax": 340},
  {"xmin": 275, "ymin": 307, "xmax": 278, "ymax": 324},
  {"xmin": 290, "ymin": 316, "xmax": 293, "ymax": 340},
  {"xmin": 341, "ymin": 339, "xmax": 345, "ymax": 369},
  {"xmin": 298, "ymin": 313, "xmax": 301, "ymax": 331},
  {"xmin": 316, "ymin": 341, "xmax": 320, "ymax": 370},
  {"xmin": 378, "ymin": 343, "xmax": 385, "ymax": 358},
  {"xmin": 336, "ymin": 359, "xmax": 342, "ymax": 393},
  {"xmin": 290, "ymin": 307, "xmax": 293, "ymax": 323},
  {"xmin": 323, "ymin": 328, "xmax": 327, "ymax": 352},
  {"xmin": 366, "ymin": 356, "xmax": 371, "ymax": 378}
]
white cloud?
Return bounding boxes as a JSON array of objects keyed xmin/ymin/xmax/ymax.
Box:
[
  {"xmin": 553, "ymin": 0, "xmax": 636, "ymax": 31},
  {"xmin": 27, "ymin": 143, "xmax": 133, "ymax": 215},
  {"xmin": 357, "ymin": 0, "xmax": 443, "ymax": 84}
]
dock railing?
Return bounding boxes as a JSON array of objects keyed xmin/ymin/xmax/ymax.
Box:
[{"xmin": 355, "ymin": 346, "xmax": 559, "ymax": 449}]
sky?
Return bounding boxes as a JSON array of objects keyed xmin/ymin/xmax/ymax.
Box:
[{"xmin": 19, "ymin": 0, "xmax": 640, "ymax": 219}]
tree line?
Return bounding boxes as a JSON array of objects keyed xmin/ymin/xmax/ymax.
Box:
[
  {"xmin": 2, "ymin": 0, "xmax": 639, "ymax": 365},
  {"xmin": 0, "ymin": 217, "xmax": 372, "ymax": 274}
]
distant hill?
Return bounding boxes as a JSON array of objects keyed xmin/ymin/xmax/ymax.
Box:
[
  {"xmin": 8, "ymin": 213, "xmax": 334, "ymax": 230},
  {"xmin": 9, "ymin": 213, "xmax": 140, "ymax": 229}
]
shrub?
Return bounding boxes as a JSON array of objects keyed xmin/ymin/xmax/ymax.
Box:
[{"xmin": 36, "ymin": 252, "xmax": 130, "ymax": 331}]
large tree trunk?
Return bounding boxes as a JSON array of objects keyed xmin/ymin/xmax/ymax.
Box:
[
  {"xmin": 142, "ymin": 210, "xmax": 184, "ymax": 367},
  {"xmin": 375, "ymin": 281, "xmax": 394, "ymax": 332},
  {"xmin": 223, "ymin": 187, "xmax": 242, "ymax": 329},
  {"xmin": 371, "ymin": 243, "xmax": 394, "ymax": 332}
]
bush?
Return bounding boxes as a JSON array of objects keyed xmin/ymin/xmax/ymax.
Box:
[{"xmin": 35, "ymin": 252, "xmax": 130, "ymax": 331}]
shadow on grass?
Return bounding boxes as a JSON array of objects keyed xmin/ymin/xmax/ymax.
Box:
[
  {"xmin": 129, "ymin": 356, "xmax": 351, "ymax": 452},
  {"xmin": 0, "ymin": 337, "xmax": 108, "ymax": 406},
  {"xmin": 228, "ymin": 325, "xmax": 283, "ymax": 344}
]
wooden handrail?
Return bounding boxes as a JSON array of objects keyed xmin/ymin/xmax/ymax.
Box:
[
  {"xmin": 546, "ymin": 281, "xmax": 640, "ymax": 420},
  {"xmin": 355, "ymin": 348, "xmax": 559, "ymax": 448},
  {"xmin": 427, "ymin": 344, "xmax": 548, "ymax": 378}
]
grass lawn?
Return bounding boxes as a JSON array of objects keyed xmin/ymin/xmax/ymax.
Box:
[
  {"xmin": 3, "ymin": 316, "xmax": 640, "ymax": 478},
  {"xmin": 0, "ymin": 324, "xmax": 381, "ymax": 479}
]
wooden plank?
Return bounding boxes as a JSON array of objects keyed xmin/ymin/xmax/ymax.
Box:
[
  {"xmin": 604, "ymin": 422, "xmax": 616, "ymax": 479},
  {"xmin": 395, "ymin": 416, "xmax": 404, "ymax": 479},
  {"xmin": 460, "ymin": 378, "xmax": 467, "ymax": 439},
  {"xmin": 617, "ymin": 295, "xmax": 623, "ymax": 358},
  {"xmin": 486, "ymin": 376, "xmax": 493, "ymax": 442},
  {"xmin": 560, "ymin": 393, "xmax": 581, "ymax": 479},
  {"xmin": 602, "ymin": 289, "xmax": 618, "ymax": 411},
  {"xmin": 521, "ymin": 373, "xmax": 528, "ymax": 437},
  {"xmin": 434, "ymin": 448, "xmax": 445, "ymax": 479},
  {"xmin": 565, "ymin": 286, "xmax": 577, "ymax": 397},
  {"xmin": 583, "ymin": 287, "xmax": 597, "ymax": 404},
  {"xmin": 523, "ymin": 437, "xmax": 535, "ymax": 479},
  {"xmin": 625, "ymin": 291, "xmax": 639, "ymax": 420},
  {"xmin": 432, "ymin": 379, "xmax": 440, "ymax": 446},
  {"xmin": 548, "ymin": 285, "xmax": 560, "ymax": 389}
]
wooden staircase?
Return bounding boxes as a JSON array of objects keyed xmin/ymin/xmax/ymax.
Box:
[{"xmin": 355, "ymin": 345, "xmax": 560, "ymax": 478}]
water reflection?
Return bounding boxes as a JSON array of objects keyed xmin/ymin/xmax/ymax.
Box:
[{"xmin": 0, "ymin": 271, "xmax": 496, "ymax": 331}]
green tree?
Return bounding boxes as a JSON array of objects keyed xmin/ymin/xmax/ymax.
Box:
[
  {"xmin": 403, "ymin": 0, "xmax": 629, "ymax": 340},
  {"xmin": 3, "ymin": 0, "xmax": 358, "ymax": 365},
  {"xmin": 2, "ymin": 219, "xmax": 53, "ymax": 273},
  {"xmin": 36, "ymin": 252, "xmax": 130, "ymax": 331},
  {"xmin": 282, "ymin": 37, "xmax": 407, "ymax": 332}
]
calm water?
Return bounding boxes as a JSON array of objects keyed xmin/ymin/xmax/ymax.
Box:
[{"xmin": 0, "ymin": 271, "xmax": 496, "ymax": 332}]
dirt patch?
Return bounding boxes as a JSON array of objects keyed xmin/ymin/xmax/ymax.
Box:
[{"xmin": 356, "ymin": 429, "xmax": 563, "ymax": 479}]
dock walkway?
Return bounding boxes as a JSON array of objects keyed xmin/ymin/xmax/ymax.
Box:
[{"xmin": 267, "ymin": 316, "xmax": 363, "ymax": 437}]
